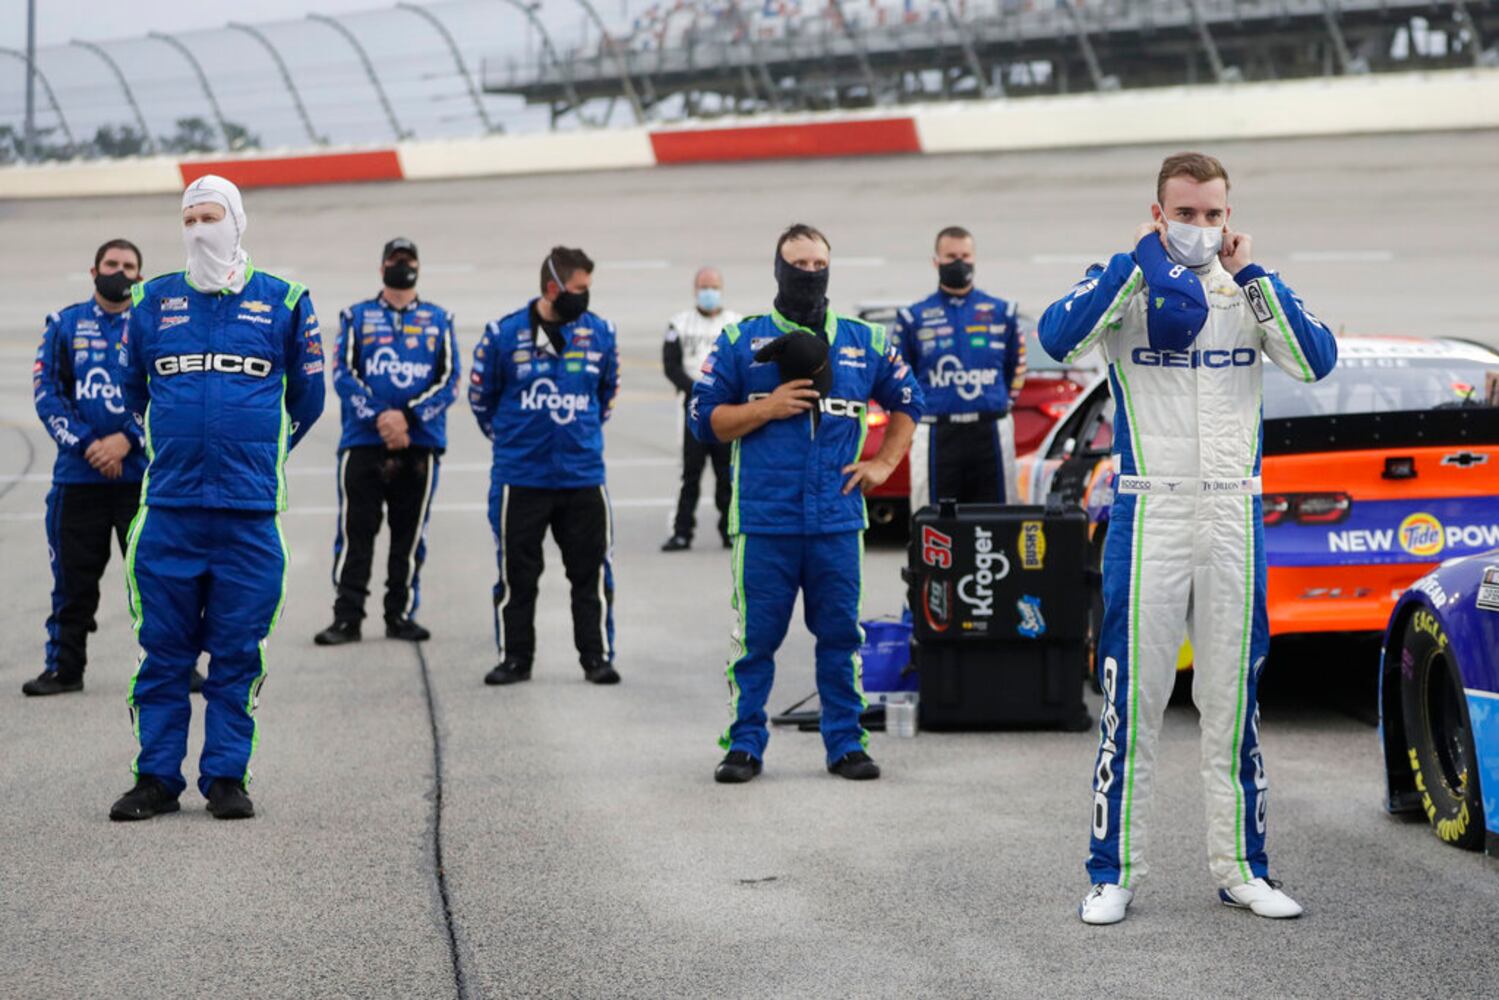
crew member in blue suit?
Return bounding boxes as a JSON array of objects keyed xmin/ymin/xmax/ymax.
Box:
[
  {"xmin": 1038, "ymin": 152, "xmax": 1336, "ymax": 925},
  {"xmin": 315, "ymin": 237, "xmax": 459, "ymax": 646},
  {"xmin": 895, "ymin": 225, "xmax": 1025, "ymax": 505},
  {"xmin": 24, "ymin": 239, "xmax": 147, "ymax": 697},
  {"xmin": 692, "ymin": 224, "xmax": 924, "ymax": 784},
  {"xmin": 111, "ymin": 174, "xmax": 325, "ymax": 822},
  {"xmin": 470, "ymin": 246, "xmax": 622, "ymax": 687}
]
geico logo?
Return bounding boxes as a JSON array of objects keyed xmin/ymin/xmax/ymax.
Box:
[
  {"xmin": 366, "ymin": 346, "xmax": 433, "ymax": 389},
  {"xmin": 1092, "ymin": 657, "xmax": 1121, "ymax": 839},
  {"xmin": 155, "ymin": 353, "xmax": 273, "ymax": 378},
  {"xmin": 1131, "ymin": 347, "xmax": 1257, "ymax": 368},
  {"xmin": 745, "ymin": 392, "xmax": 866, "ymax": 418},
  {"xmin": 956, "ymin": 526, "xmax": 1009, "ymax": 618},
  {"xmin": 929, "ymin": 356, "xmax": 998, "ymax": 402},
  {"xmin": 76, "ymin": 367, "xmax": 126, "ymax": 413},
  {"xmin": 520, "ymin": 377, "xmax": 591, "ymax": 425}
]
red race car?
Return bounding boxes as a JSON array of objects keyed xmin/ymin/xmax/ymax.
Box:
[{"xmin": 856, "ymin": 303, "xmax": 1099, "ymax": 531}]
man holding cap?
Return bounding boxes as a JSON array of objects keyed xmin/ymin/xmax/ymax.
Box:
[
  {"xmin": 113, "ymin": 174, "xmax": 325, "ymax": 822},
  {"xmin": 690, "ymin": 223, "xmax": 923, "ymax": 784},
  {"xmin": 315, "ymin": 238, "xmax": 460, "ymax": 646}
]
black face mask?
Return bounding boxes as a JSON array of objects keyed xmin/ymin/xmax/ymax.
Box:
[
  {"xmin": 754, "ymin": 330, "xmax": 832, "ymax": 433},
  {"xmin": 938, "ymin": 259, "xmax": 974, "ymax": 291},
  {"xmin": 773, "ymin": 255, "xmax": 829, "ymax": 328},
  {"xmin": 94, "ymin": 270, "xmax": 134, "ymax": 304},
  {"xmin": 552, "ymin": 287, "xmax": 590, "ymax": 324},
  {"xmin": 383, "ymin": 260, "xmax": 418, "ymax": 290}
]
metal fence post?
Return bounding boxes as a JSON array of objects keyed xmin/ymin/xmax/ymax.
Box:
[
  {"xmin": 395, "ymin": 3, "xmax": 497, "ymax": 132},
  {"xmin": 148, "ymin": 31, "xmax": 234, "ymax": 150},
  {"xmin": 227, "ymin": 22, "xmax": 324, "ymax": 145},
  {"xmin": 0, "ymin": 46, "xmax": 77, "ymax": 153},
  {"xmin": 71, "ymin": 39, "xmax": 158, "ymax": 154},
  {"xmin": 307, "ymin": 13, "xmax": 409, "ymax": 140}
]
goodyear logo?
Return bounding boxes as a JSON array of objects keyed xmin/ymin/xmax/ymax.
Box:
[
  {"xmin": 242, "ymin": 300, "xmax": 272, "ymax": 314},
  {"xmin": 1399, "ymin": 513, "xmax": 1445, "ymax": 558},
  {"xmin": 1019, "ymin": 521, "xmax": 1046, "ymax": 570}
]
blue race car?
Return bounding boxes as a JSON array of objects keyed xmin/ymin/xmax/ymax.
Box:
[{"xmin": 1380, "ymin": 548, "xmax": 1499, "ymax": 856}]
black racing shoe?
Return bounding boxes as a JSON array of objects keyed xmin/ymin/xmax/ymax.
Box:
[
  {"xmin": 828, "ymin": 750, "xmax": 881, "ymax": 781},
  {"xmin": 720, "ymin": 533, "xmax": 732, "ymax": 550},
  {"xmin": 714, "ymin": 751, "xmax": 763, "ymax": 784},
  {"xmin": 109, "ymin": 777, "xmax": 181, "ymax": 821},
  {"xmin": 314, "ymin": 620, "xmax": 361, "ymax": 646},
  {"xmin": 385, "ymin": 617, "xmax": 431, "ymax": 642},
  {"xmin": 205, "ymin": 778, "xmax": 255, "ymax": 820},
  {"xmin": 581, "ymin": 658, "xmax": 621, "ymax": 685},
  {"xmin": 484, "ymin": 660, "xmax": 532, "ymax": 686},
  {"xmin": 22, "ymin": 671, "xmax": 83, "ymax": 697},
  {"xmin": 660, "ymin": 534, "xmax": 691, "ymax": 552}
]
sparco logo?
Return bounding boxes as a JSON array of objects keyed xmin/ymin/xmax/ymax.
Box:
[
  {"xmin": 155, "ymin": 353, "xmax": 273, "ymax": 378},
  {"xmin": 520, "ymin": 377, "xmax": 591, "ymax": 425},
  {"xmin": 77, "ymin": 368, "xmax": 125, "ymax": 414},
  {"xmin": 928, "ymin": 355, "xmax": 998, "ymax": 401},
  {"xmin": 956, "ymin": 526, "xmax": 1009, "ymax": 618},
  {"xmin": 1092, "ymin": 657, "xmax": 1122, "ymax": 838},
  {"xmin": 366, "ymin": 346, "xmax": 433, "ymax": 389}
]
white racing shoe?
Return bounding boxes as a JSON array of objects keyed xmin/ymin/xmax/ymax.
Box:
[
  {"xmin": 1219, "ymin": 878, "xmax": 1303, "ymax": 919},
  {"xmin": 1078, "ymin": 883, "xmax": 1134, "ymax": 925}
]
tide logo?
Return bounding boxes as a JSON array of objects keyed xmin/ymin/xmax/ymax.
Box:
[{"xmin": 1398, "ymin": 513, "xmax": 1445, "ymax": 558}]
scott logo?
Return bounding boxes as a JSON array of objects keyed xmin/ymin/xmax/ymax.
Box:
[
  {"xmin": 155, "ymin": 353, "xmax": 272, "ymax": 378},
  {"xmin": 928, "ymin": 355, "xmax": 999, "ymax": 401},
  {"xmin": 520, "ymin": 377, "xmax": 591, "ymax": 425},
  {"xmin": 366, "ymin": 346, "xmax": 433, "ymax": 389},
  {"xmin": 1131, "ymin": 347, "xmax": 1257, "ymax": 369},
  {"xmin": 76, "ymin": 367, "xmax": 125, "ymax": 414}
]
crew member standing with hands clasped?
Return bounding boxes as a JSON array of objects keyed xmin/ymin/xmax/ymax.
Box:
[
  {"xmin": 692, "ymin": 224, "xmax": 924, "ymax": 784},
  {"xmin": 1039, "ymin": 152, "xmax": 1337, "ymax": 925},
  {"xmin": 25, "ymin": 239, "xmax": 147, "ymax": 697},
  {"xmin": 316, "ymin": 238, "xmax": 459, "ymax": 646}
]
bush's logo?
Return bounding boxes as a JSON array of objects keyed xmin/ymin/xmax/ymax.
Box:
[
  {"xmin": 1398, "ymin": 513, "xmax": 1445, "ymax": 558},
  {"xmin": 1019, "ymin": 521, "xmax": 1046, "ymax": 570}
]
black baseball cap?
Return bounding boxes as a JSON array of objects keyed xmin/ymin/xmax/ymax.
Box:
[{"xmin": 382, "ymin": 237, "xmax": 418, "ymax": 261}]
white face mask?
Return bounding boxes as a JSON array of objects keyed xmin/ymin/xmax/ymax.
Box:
[
  {"xmin": 184, "ymin": 218, "xmax": 245, "ymax": 293},
  {"xmin": 1164, "ymin": 220, "xmax": 1223, "ymax": 268}
]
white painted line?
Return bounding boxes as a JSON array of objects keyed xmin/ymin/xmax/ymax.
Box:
[
  {"xmin": 420, "ymin": 263, "xmax": 477, "ymax": 274},
  {"xmin": 1288, "ymin": 250, "xmax": 1394, "ymax": 263},
  {"xmin": 839, "ymin": 257, "xmax": 887, "ymax": 267},
  {"xmin": 1030, "ymin": 254, "xmax": 1103, "ymax": 265}
]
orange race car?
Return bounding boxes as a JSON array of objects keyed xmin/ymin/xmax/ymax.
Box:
[{"xmin": 1018, "ymin": 335, "xmax": 1499, "ymax": 658}]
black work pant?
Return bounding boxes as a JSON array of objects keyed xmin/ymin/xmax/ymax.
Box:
[
  {"xmin": 44, "ymin": 481, "xmax": 141, "ymax": 679},
  {"xmin": 672, "ymin": 397, "xmax": 731, "ymax": 542},
  {"xmin": 489, "ymin": 484, "xmax": 615, "ymax": 666},
  {"xmin": 331, "ymin": 446, "xmax": 439, "ymax": 624}
]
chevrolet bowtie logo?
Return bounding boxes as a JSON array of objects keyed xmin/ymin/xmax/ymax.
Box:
[{"xmin": 1441, "ymin": 452, "xmax": 1488, "ymax": 467}]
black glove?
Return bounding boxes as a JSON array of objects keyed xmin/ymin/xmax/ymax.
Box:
[{"xmin": 753, "ymin": 331, "xmax": 832, "ymax": 431}]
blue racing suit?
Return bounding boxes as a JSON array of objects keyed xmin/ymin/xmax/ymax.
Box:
[
  {"xmin": 333, "ymin": 296, "xmax": 460, "ymax": 452},
  {"xmin": 33, "ymin": 300, "xmax": 146, "ymax": 680},
  {"xmin": 895, "ymin": 287, "xmax": 1025, "ymax": 504},
  {"xmin": 469, "ymin": 302, "xmax": 621, "ymax": 666},
  {"xmin": 1038, "ymin": 236, "xmax": 1336, "ymax": 889},
  {"xmin": 122, "ymin": 264, "xmax": 325, "ymax": 797},
  {"xmin": 691, "ymin": 308, "xmax": 924, "ymax": 762}
]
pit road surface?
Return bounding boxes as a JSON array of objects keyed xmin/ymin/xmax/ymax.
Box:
[{"xmin": 2, "ymin": 132, "xmax": 1498, "ymax": 999}]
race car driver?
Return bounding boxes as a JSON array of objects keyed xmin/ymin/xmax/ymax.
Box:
[
  {"xmin": 895, "ymin": 226, "xmax": 1025, "ymax": 505},
  {"xmin": 691, "ymin": 223, "xmax": 924, "ymax": 783},
  {"xmin": 315, "ymin": 237, "xmax": 459, "ymax": 646},
  {"xmin": 660, "ymin": 266, "xmax": 741, "ymax": 552},
  {"xmin": 112, "ymin": 174, "xmax": 325, "ymax": 822},
  {"xmin": 470, "ymin": 246, "xmax": 622, "ymax": 687},
  {"xmin": 24, "ymin": 239, "xmax": 147, "ymax": 697},
  {"xmin": 1038, "ymin": 152, "xmax": 1337, "ymax": 924}
]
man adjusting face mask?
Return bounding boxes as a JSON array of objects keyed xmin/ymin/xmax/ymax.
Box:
[
  {"xmin": 181, "ymin": 174, "xmax": 250, "ymax": 294},
  {"xmin": 1164, "ymin": 220, "xmax": 1224, "ymax": 269},
  {"xmin": 547, "ymin": 258, "xmax": 590, "ymax": 323}
]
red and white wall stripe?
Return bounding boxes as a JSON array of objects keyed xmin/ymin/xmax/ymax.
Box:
[{"xmin": 3, "ymin": 68, "xmax": 1497, "ymax": 199}]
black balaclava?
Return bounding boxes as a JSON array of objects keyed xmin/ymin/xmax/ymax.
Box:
[
  {"xmin": 754, "ymin": 330, "xmax": 831, "ymax": 432},
  {"xmin": 773, "ymin": 254, "xmax": 829, "ymax": 330}
]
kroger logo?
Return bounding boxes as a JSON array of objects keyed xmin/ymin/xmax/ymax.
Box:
[
  {"xmin": 366, "ymin": 346, "xmax": 433, "ymax": 389},
  {"xmin": 76, "ymin": 367, "xmax": 125, "ymax": 414},
  {"xmin": 520, "ymin": 377, "xmax": 590, "ymax": 425},
  {"xmin": 1131, "ymin": 347, "xmax": 1257, "ymax": 369},
  {"xmin": 928, "ymin": 356, "xmax": 998, "ymax": 401}
]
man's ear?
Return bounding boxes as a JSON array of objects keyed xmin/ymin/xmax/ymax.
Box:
[{"xmin": 1150, "ymin": 203, "xmax": 1164, "ymax": 224}]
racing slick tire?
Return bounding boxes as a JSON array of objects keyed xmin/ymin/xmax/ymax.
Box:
[{"xmin": 1398, "ymin": 609, "xmax": 1485, "ymax": 851}]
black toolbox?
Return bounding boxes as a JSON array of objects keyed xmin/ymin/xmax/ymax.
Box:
[{"xmin": 905, "ymin": 501, "xmax": 1092, "ymax": 731}]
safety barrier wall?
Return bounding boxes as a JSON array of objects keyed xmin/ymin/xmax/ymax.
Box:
[{"xmin": 2, "ymin": 68, "xmax": 1495, "ymax": 200}]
